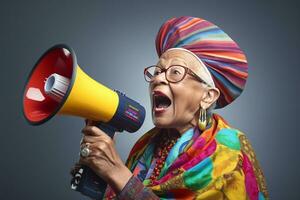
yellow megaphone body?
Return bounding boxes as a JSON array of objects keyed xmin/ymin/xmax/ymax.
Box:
[
  {"xmin": 22, "ymin": 44, "xmax": 145, "ymax": 199},
  {"xmin": 58, "ymin": 65, "xmax": 119, "ymax": 122},
  {"xmin": 23, "ymin": 44, "xmax": 145, "ymax": 132}
]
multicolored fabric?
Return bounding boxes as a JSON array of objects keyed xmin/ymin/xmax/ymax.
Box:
[
  {"xmin": 117, "ymin": 176, "xmax": 159, "ymax": 200},
  {"xmin": 104, "ymin": 113, "xmax": 268, "ymax": 199},
  {"xmin": 155, "ymin": 16, "xmax": 248, "ymax": 109}
]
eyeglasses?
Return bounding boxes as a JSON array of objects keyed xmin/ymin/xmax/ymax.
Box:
[{"xmin": 144, "ymin": 65, "xmax": 207, "ymax": 84}]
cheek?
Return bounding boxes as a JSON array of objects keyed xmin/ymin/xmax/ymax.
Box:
[
  {"xmin": 172, "ymin": 83, "xmax": 203, "ymax": 120},
  {"xmin": 173, "ymin": 95, "xmax": 198, "ymax": 122}
]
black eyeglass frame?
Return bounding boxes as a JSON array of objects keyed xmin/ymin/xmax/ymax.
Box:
[{"xmin": 144, "ymin": 65, "xmax": 207, "ymax": 84}]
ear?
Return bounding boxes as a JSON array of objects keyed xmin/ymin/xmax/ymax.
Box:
[{"xmin": 200, "ymin": 87, "xmax": 220, "ymax": 109}]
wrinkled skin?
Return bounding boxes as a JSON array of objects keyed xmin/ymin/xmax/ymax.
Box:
[
  {"xmin": 72, "ymin": 49, "xmax": 220, "ymax": 194},
  {"xmin": 77, "ymin": 120, "xmax": 132, "ymax": 194},
  {"xmin": 150, "ymin": 49, "xmax": 220, "ymax": 134}
]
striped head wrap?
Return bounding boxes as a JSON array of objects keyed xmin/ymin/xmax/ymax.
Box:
[{"xmin": 155, "ymin": 16, "xmax": 248, "ymax": 109}]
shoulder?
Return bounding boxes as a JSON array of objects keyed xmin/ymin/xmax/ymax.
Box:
[
  {"xmin": 213, "ymin": 125, "xmax": 269, "ymax": 198},
  {"xmin": 209, "ymin": 127, "xmax": 244, "ymax": 178},
  {"xmin": 214, "ymin": 126, "xmax": 258, "ymax": 162},
  {"xmin": 214, "ymin": 125, "xmax": 257, "ymax": 164},
  {"xmin": 212, "ymin": 113, "xmax": 247, "ymax": 151},
  {"xmin": 215, "ymin": 127, "xmax": 244, "ymax": 151}
]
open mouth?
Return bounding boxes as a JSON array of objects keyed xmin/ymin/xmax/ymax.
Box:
[{"xmin": 153, "ymin": 91, "xmax": 172, "ymax": 114}]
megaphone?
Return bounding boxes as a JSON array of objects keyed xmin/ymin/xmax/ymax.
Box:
[{"xmin": 22, "ymin": 44, "xmax": 146, "ymax": 199}]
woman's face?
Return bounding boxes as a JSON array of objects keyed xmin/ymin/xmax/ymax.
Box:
[{"xmin": 149, "ymin": 49, "xmax": 209, "ymax": 133}]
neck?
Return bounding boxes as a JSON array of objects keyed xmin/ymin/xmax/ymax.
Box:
[
  {"xmin": 175, "ymin": 110, "xmax": 201, "ymax": 135},
  {"xmin": 175, "ymin": 121, "xmax": 196, "ymax": 135},
  {"xmin": 175, "ymin": 112, "xmax": 213, "ymax": 135}
]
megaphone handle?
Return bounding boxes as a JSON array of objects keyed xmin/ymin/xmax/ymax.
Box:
[
  {"xmin": 97, "ymin": 122, "xmax": 117, "ymax": 139},
  {"xmin": 71, "ymin": 123, "xmax": 117, "ymax": 200},
  {"xmin": 71, "ymin": 165, "xmax": 107, "ymax": 200}
]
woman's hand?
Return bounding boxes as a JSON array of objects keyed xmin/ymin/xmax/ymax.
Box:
[{"xmin": 79, "ymin": 120, "xmax": 132, "ymax": 193}]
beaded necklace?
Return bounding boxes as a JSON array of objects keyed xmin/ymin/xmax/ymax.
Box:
[{"xmin": 149, "ymin": 129, "xmax": 180, "ymax": 184}]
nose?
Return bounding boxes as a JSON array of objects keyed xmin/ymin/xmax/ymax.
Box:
[
  {"xmin": 152, "ymin": 72, "xmax": 168, "ymax": 86},
  {"xmin": 149, "ymin": 73, "xmax": 168, "ymax": 90}
]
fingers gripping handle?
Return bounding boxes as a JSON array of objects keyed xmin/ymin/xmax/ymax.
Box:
[{"xmin": 71, "ymin": 123, "xmax": 116, "ymax": 200}]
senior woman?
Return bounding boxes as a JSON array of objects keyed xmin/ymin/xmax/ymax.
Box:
[{"xmin": 75, "ymin": 16, "xmax": 269, "ymax": 200}]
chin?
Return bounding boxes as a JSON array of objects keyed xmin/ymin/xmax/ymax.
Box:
[
  {"xmin": 153, "ymin": 122, "xmax": 169, "ymax": 128},
  {"xmin": 152, "ymin": 116, "xmax": 174, "ymax": 128}
]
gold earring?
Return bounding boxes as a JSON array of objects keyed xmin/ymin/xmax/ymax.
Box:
[{"xmin": 198, "ymin": 107, "xmax": 207, "ymax": 131}]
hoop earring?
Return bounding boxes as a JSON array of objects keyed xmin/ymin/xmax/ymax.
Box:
[{"xmin": 198, "ymin": 107, "xmax": 207, "ymax": 131}]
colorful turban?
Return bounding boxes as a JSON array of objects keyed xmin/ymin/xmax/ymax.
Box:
[{"xmin": 155, "ymin": 16, "xmax": 248, "ymax": 109}]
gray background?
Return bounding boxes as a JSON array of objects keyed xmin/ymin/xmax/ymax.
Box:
[{"xmin": 1, "ymin": 0, "xmax": 299, "ymax": 199}]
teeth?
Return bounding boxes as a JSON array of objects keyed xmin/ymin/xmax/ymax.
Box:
[
  {"xmin": 152, "ymin": 91, "xmax": 172, "ymax": 113},
  {"xmin": 157, "ymin": 104, "xmax": 168, "ymax": 108},
  {"xmin": 155, "ymin": 107, "xmax": 166, "ymax": 111}
]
